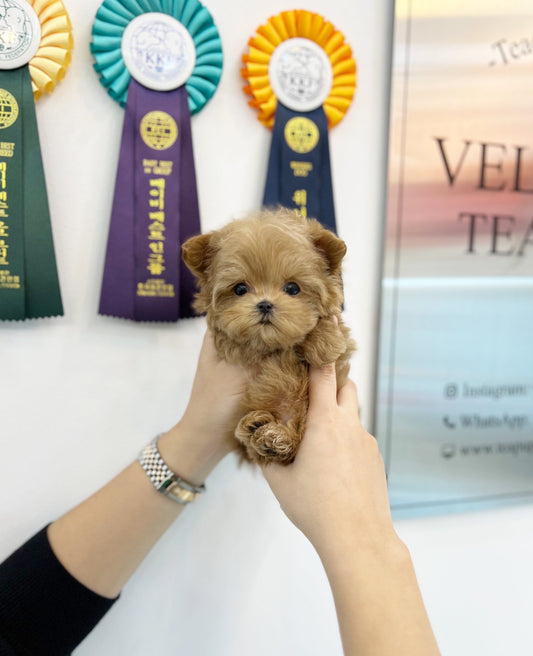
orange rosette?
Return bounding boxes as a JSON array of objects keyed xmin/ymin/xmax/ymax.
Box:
[
  {"xmin": 242, "ymin": 9, "xmax": 356, "ymax": 129},
  {"xmin": 28, "ymin": 0, "xmax": 73, "ymax": 101}
]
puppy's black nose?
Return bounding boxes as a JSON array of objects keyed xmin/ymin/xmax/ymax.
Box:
[{"xmin": 256, "ymin": 300, "xmax": 274, "ymax": 315}]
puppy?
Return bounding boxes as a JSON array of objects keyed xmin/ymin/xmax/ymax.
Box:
[{"xmin": 182, "ymin": 208, "xmax": 355, "ymax": 465}]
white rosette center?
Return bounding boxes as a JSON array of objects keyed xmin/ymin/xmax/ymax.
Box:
[
  {"xmin": 121, "ymin": 12, "xmax": 196, "ymax": 91},
  {"xmin": 0, "ymin": 0, "xmax": 41, "ymax": 70},
  {"xmin": 268, "ymin": 37, "xmax": 333, "ymax": 112}
]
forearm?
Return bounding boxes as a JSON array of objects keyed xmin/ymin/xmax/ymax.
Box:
[
  {"xmin": 47, "ymin": 423, "xmax": 227, "ymax": 600},
  {"xmin": 320, "ymin": 534, "xmax": 440, "ymax": 656}
]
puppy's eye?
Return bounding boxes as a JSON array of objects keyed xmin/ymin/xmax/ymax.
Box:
[
  {"xmin": 284, "ymin": 282, "xmax": 300, "ymax": 296},
  {"xmin": 233, "ymin": 283, "xmax": 249, "ymax": 296}
]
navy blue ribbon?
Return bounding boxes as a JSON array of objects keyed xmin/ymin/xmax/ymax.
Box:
[{"xmin": 263, "ymin": 102, "xmax": 336, "ymax": 234}]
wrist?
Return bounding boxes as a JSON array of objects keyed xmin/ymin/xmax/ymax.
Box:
[
  {"xmin": 156, "ymin": 423, "xmax": 230, "ymax": 487},
  {"xmin": 320, "ymin": 538, "xmax": 412, "ymax": 601},
  {"xmin": 315, "ymin": 525, "xmax": 408, "ymax": 578}
]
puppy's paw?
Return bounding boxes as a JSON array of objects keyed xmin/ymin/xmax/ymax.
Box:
[
  {"xmin": 235, "ymin": 411, "xmax": 275, "ymax": 443},
  {"xmin": 298, "ymin": 317, "xmax": 346, "ymax": 367},
  {"xmin": 235, "ymin": 412, "xmax": 296, "ymax": 465}
]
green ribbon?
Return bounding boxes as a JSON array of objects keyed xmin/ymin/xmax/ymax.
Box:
[{"xmin": 0, "ymin": 66, "xmax": 63, "ymax": 321}]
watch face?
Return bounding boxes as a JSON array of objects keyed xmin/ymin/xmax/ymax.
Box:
[
  {"xmin": 121, "ymin": 12, "xmax": 196, "ymax": 91},
  {"xmin": 166, "ymin": 481, "xmax": 196, "ymax": 503},
  {"xmin": 0, "ymin": 0, "xmax": 42, "ymax": 70},
  {"xmin": 268, "ymin": 37, "xmax": 333, "ymax": 112}
]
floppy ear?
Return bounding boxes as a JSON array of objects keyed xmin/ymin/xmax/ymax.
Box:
[
  {"xmin": 308, "ymin": 219, "xmax": 347, "ymax": 274},
  {"xmin": 181, "ymin": 232, "xmax": 217, "ymax": 284}
]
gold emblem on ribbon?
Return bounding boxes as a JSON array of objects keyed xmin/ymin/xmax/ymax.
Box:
[
  {"xmin": 140, "ymin": 111, "xmax": 178, "ymax": 151},
  {"xmin": 0, "ymin": 89, "xmax": 19, "ymax": 129},
  {"xmin": 284, "ymin": 117, "xmax": 319, "ymax": 153}
]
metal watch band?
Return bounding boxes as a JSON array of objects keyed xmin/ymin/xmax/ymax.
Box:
[{"xmin": 138, "ymin": 435, "xmax": 206, "ymax": 505}]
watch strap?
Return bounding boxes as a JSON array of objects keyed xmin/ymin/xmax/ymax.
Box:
[{"xmin": 138, "ymin": 435, "xmax": 205, "ymax": 505}]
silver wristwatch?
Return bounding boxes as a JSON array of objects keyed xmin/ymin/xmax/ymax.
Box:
[{"xmin": 138, "ymin": 435, "xmax": 206, "ymax": 505}]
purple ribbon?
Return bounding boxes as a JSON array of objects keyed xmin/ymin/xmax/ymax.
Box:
[{"xmin": 99, "ymin": 79, "xmax": 200, "ymax": 321}]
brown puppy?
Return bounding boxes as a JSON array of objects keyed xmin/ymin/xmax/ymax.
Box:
[{"xmin": 182, "ymin": 208, "xmax": 356, "ymax": 465}]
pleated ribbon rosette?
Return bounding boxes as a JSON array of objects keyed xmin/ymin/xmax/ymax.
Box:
[
  {"xmin": 0, "ymin": 0, "xmax": 72, "ymax": 321},
  {"xmin": 92, "ymin": 0, "xmax": 222, "ymax": 322},
  {"xmin": 242, "ymin": 9, "xmax": 356, "ymax": 233}
]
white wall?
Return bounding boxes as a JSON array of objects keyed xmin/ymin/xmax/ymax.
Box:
[{"xmin": 2, "ymin": 1, "xmax": 533, "ymax": 654}]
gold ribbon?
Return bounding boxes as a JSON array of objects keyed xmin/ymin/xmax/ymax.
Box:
[
  {"xmin": 241, "ymin": 9, "xmax": 356, "ymax": 129},
  {"xmin": 28, "ymin": 0, "xmax": 73, "ymax": 101}
]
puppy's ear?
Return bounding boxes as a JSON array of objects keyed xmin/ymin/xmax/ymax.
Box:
[
  {"xmin": 308, "ymin": 220, "xmax": 347, "ymax": 274},
  {"xmin": 182, "ymin": 232, "xmax": 217, "ymax": 283}
]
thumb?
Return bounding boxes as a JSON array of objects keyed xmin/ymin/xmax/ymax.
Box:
[{"xmin": 308, "ymin": 362, "xmax": 337, "ymax": 419}]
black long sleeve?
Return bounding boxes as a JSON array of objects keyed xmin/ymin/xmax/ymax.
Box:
[{"xmin": 0, "ymin": 526, "xmax": 118, "ymax": 655}]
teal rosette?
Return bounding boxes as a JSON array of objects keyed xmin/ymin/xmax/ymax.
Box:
[{"xmin": 91, "ymin": 0, "xmax": 223, "ymax": 113}]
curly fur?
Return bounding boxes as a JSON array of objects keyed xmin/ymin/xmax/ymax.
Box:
[{"xmin": 182, "ymin": 208, "xmax": 356, "ymax": 465}]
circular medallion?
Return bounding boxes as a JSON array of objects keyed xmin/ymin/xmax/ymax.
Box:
[
  {"xmin": 121, "ymin": 12, "xmax": 196, "ymax": 92},
  {"xmin": 269, "ymin": 38, "xmax": 333, "ymax": 113},
  {"xmin": 284, "ymin": 117, "xmax": 319, "ymax": 153},
  {"xmin": 140, "ymin": 110, "xmax": 178, "ymax": 150},
  {"xmin": 0, "ymin": 0, "xmax": 41, "ymax": 70},
  {"xmin": 0, "ymin": 87, "xmax": 18, "ymax": 128}
]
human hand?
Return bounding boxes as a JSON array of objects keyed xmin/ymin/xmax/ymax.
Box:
[
  {"xmin": 158, "ymin": 330, "xmax": 247, "ymax": 484},
  {"xmin": 263, "ymin": 365, "xmax": 439, "ymax": 656},
  {"xmin": 263, "ymin": 363, "xmax": 398, "ymax": 562}
]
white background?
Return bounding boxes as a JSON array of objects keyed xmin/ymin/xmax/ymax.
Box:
[{"xmin": 1, "ymin": 1, "xmax": 533, "ymax": 654}]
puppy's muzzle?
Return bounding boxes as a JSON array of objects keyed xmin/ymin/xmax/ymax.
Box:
[{"xmin": 256, "ymin": 300, "xmax": 274, "ymax": 323}]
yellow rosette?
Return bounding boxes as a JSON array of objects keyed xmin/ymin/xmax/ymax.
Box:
[
  {"xmin": 28, "ymin": 0, "xmax": 73, "ymax": 100},
  {"xmin": 242, "ymin": 9, "xmax": 356, "ymax": 129},
  {"xmin": 241, "ymin": 9, "xmax": 356, "ymax": 233}
]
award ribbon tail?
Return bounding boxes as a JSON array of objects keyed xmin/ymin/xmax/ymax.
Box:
[
  {"xmin": 262, "ymin": 101, "xmax": 337, "ymax": 234},
  {"xmin": 100, "ymin": 80, "xmax": 201, "ymax": 322},
  {"xmin": 0, "ymin": 66, "xmax": 63, "ymax": 321}
]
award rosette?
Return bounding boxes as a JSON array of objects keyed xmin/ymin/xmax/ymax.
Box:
[
  {"xmin": 92, "ymin": 0, "xmax": 222, "ymax": 322},
  {"xmin": 0, "ymin": 0, "xmax": 72, "ymax": 321},
  {"xmin": 242, "ymin": 10, "xmax": 356, "ymax": 233}
]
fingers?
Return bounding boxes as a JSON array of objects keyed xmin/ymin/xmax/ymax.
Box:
[
  {"xmin": 307, "ymin": 315, "xmax": 343, "ymax": 415},
  {"xmin": 308, "ymin": 362, "xmax": 337, "ymax": 417}
]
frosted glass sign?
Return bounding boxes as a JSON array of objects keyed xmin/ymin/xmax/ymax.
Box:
[{"xmin": 375, "ymin": 0, "xmax": 533, "ymax": 515}]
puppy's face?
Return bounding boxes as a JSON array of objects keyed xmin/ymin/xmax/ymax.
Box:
[
  {"xmin": 205, "ymin": 232, "xmax": 322, "ymax": 351},
  {"xmin": 182, "ymin": 211, "xmax": 346, "ymax": 352}
]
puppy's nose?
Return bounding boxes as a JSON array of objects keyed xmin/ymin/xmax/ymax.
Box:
[{"xmin": 256, "ymin": 300, "xmax": 274, "ymax": 315}]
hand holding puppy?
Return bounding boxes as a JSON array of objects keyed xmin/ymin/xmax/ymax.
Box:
[
  {"xmin": 263, "ymin": 364, "xmax": 441, "ymax": 656},
  {"xmin": 263, "ymin": 363, "xmax": 395, "ymax": 559},
  {"xmin": 182, "ymin": 209, "xmax": 356, "ymax": 465}
]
